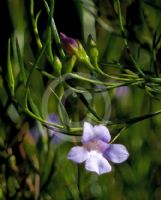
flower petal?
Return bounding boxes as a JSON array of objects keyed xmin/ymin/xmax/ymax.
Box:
[
  {"xmin": 104, "ymin": 144, "xmax": 129, "ymax": 163},
  {"xmin": 85, "ymin": 152, "xmax": 112, "ymax": 175},
  {"xmin": 82, "ymin": 122, "xmax": 95, "ymax": 143},
  {"xmin": 94, "ymin": 125, "xmax": 111, "ymax": 142},
  {"xmin": 67, "ymin": 146, "xmax": 89, "ymax": 163}
]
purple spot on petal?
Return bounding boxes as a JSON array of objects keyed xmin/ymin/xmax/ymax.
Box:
[{"xmin": 84, "ymin": 139, "xmax": 108, "ymax": 153}]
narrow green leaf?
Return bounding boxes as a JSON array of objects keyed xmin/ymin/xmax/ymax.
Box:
[
  {"xmin": 77, "ymin": 93, "xmax": 102, "ymax": 121},
  {"xmin": 30, "ymin": 0, "xmax": 42, "ymax": 49},
  {"xmin": 7, "ymin": 38, "xmax": 15, "ymax": 97},
  {"xmin": 43, "ymin": 0, "xmax": 66, "ymax": 59},
  {"xmin": 16, "ymin": 38, "xmax": 27, "ymax": 85},
  {"xmin": 52, "ymin": 56, "xmax": 62, "ymax": 76},
  {"xmin": 50, "ymin": 87, "xmax": 70, "ymax": 129},
  {"xmin": 116, "ymin": 0, "xmax": 145, "ymax": 77},
  {"xmin": 125, "ymin": 109, "xmax": 161, "ymax": 125},
  {"xmin": 26, "ymin": 39, "xmax": 49, "ymax": 88},
  {"xmin": 62, "ymin": 55, "xmax": 77, "ymax": 74}
]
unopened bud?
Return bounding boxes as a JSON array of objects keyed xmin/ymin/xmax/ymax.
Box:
[
  {"xmin": 87, "ymin": 34, "xmax": 99, "ymax": 67},
  {"xmin": 53, "ymin": 56, "xmax": 62, "ymax": 76},
  {"xmin": 62, "ymin": 55, "xmax": 77, "ymax": 74},
  {"xmin": 60, "ymin": 33, "xmax": 78, "ymax": 55},
  {"xmin": 60, "ymin": 33, "xmax": 94, "ymax": 70}
]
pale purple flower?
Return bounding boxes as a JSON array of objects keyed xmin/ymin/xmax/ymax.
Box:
[
  {"xmin": 115, "ymin": 86, "xmax": 129, "ymax": 98},
  {"xmin": 48, "ymin": 114, "xmax": 62, "ymax": 144},
  {"xmin": 31, "ymin": 113, "xmax": 62, "ymax": 144},
  {"xmin": 68, "ymin": 122, "xmax": 129, "ymax": 175},
  {"xmin": 30, "ymin": 126, "xmax": 40, "ymax": 143}
]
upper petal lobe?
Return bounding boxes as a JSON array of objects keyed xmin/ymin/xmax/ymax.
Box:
[
  {"xmin": 94, "ymin": 125, "xmax": 111, "ymax": 142},
  {"xmin": 82, "ymin": 122, "xmax": 95, "ymax": 144}
]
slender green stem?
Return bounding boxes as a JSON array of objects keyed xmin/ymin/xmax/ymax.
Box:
[
  {"xmin": 95, "ymin": 66, "xmax": 132, "ymax": 81},
  {"xmin": 26, "ymin": 39, "xmax": 49, "ymax": 88},
  {"xmin": 110, "ymin": 126, "xmax": 127, "ymax": 143},
  {"xmin": 16, "ymin": 38, "xmax": 27, "ymax": 85},
  {"xmin": 68, "ymin": 80, "xmax": 143, "ymax": 93},
  {"xmin": 24, "ymin": 108, "xmax": 82, "ymax": 134},
  {"xmin": 30, "ymin": 0, "xmax": 42, "ymax": 49},
  {"xmin": 125, "ymin": 109, "xmax": 161, "ymax": 125},
  {"xmin": 43, "ymin": 0, "xmax": 66, "ymax": 59},
  {"xmin": 24, "ymin": 108, "xmax": 64, "ymax": 129},
  {"xmin": 116, "ymin": 0, "xmax": 145, "ymax": 77},
  {"xmin": 45, "ymin": 0, "xmax": 54, "ymax": 64},
  {"xmin": 7, "ymin": 38, "xmax": 15, "ymax": 97},
  {"xmin": 111, "ymin": 108, "xmax": 161, "ymax": 143},
  {"xmin": 70, "ymin": 73, "xmax": 143, "ymax": 85},
  {"xmin": 50, "ymin": 87, "xmax": 71, "ymax": 131},
  {"xmin": 37, "ymin": 69, "xmax": 144, "ymax": 90},
  {"xmin": 36, "ymin": 68, "xmax": 56, "ymax": 79}
]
